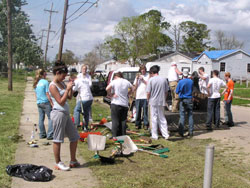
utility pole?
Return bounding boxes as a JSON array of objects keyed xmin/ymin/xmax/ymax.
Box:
[
  {"xmin": 6, "ymin": 0, "xmax": 12, "ymax": 91},
  {"xmin": 58, "ymin": 0, "xmax": 69, "ymax": 62},
  {"xmin": 44, "ymin": 3, "xmax": 57, "ymax": 65},
  {"xmin": 38, "ymin": 29, "xmax": 46, "ymax": 48}
]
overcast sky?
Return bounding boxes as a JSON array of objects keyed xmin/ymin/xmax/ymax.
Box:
[{"xmin": 23, "ymin": 0, "xmax": 250, "ymax": 60}]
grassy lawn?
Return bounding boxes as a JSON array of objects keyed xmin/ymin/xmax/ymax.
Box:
[
  {"xmin": 68, "ymin": 98, "xmax": 250, "ymax": 188},
  {"xmin": 0, "ymin": 73, "xmax": 26, "ymax": 187},
  {"xmin": 234, "ymin": 89, "xmax": 250, "ymax": 99}
]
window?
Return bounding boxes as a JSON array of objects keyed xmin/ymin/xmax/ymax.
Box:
[
  {"xmin": 220, "ymin": 62, "xmax": 226, "ymax": 72},
  {"xmin": 248, "ymin": 64, "xmax": 250, "ymax": 73}
]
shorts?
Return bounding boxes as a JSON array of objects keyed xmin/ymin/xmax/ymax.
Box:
[{"xmin": 51, "ymin": 110, "xmax": 80, "ymax": 143}]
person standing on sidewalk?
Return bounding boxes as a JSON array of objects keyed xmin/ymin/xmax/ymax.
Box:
[
  {"xmin": 133, "ymin": 65, "xmax": 150, "ymax": 130},
  {"xmin": 198, "ymin": 67, "xmax": 209, "ymax": 94},
  {"xmin": 33, "ymin": 69, "xmax": 53, "ymax": 140},
  {"xmin": 147, "ymin": 65, "xmax": 169, "ymax": 140},
  {"xmin": 176, "ymin": 70, "xmax": 194, "ymax": 137},
  {"xmin": 206, "ymin": 70, "xmax": 226, "ymax": 130},
  {"xmin": 222, "ymin": 72, "xmax": 234, "ymax": 127},
  {"xmin": 49, "ymin": 61, "xmax": 80, "ymax": 171},
  {"xmin": 106, "ymin": 72, "xmax": 133, "ymax": 138},
  {"xmin": 168, "ymin": 62, "xmax": 183, "ymax": 112},
  {"xmin": 73, "ymin": 65, "xmax": 93, "ymax": 132}
]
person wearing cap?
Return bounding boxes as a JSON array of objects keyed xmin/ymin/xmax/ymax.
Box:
[
  {"xmin": 222, "ymin": 72, "xmax": 234, "ymax": 127},
  {"xmin": 168, "ymin": 62, "xmax": 183, "ymax": 112},
  {"xmin": 176, "ymin": 70, "xmax": 194, "ymax": 137}
]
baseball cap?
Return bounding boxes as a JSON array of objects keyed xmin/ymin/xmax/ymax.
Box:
[
  {"xmin": 183, "ymin": 70, "xmax": 189, "ymax": 77},
  {"xmin": 171, "ymin": 62, "xmax": 177, "ymax": 66}
]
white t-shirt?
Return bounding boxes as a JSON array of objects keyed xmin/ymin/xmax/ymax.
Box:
[
  {"xmin": 110, "ymin": 78, "xmax": 132, "ymax": 107},
  {"xmin": 199, "ymin": 73, "xmax": 209, "ymax": 94},
  {"xmin": 133, "ymin": 73, "xmax": 149, "ymax": 99},
  {"xmin": 168, "ymin": 66, "xmax": 178, "ymax": 82},
  {"xmin": 208, "ymin": 77, "xmax": 226, "ymax": 98},
  {"xmin": 73, "ymin": 73, "xmax": 93, "ymax": 101}
]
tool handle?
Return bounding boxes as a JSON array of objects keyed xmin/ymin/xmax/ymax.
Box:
[{"xmin": 138, "ymin": 149, "xmax": 159, "ymax": 156}]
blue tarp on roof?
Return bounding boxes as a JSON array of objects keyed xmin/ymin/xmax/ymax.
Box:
[{"xmin": 192, "ymin": 49, "xmax": 238, "ymax": 61}]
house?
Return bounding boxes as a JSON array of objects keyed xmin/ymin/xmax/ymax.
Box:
[
  {"xmin": 95, "ymin": 60, "xmax": 131, "ymax": 73},
  {"xmin": 146, "ymin": 51, "xmax": 197, "ymax": 78},
  {"xmin": 192, "ymin": 49, "xmax": 250, "ymax": 80}
]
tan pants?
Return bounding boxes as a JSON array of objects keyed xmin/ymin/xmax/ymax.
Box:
[{"xmin": 169, "ymin": 81, "xmax": 179, "ymax": 112}]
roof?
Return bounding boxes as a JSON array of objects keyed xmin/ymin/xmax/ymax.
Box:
[
  {"xmin": 192, "ymin": 49, "xmax": 239, "ymax": 61},
  {"xmin": 157, "ymin": 51, "xmax": 197, "ymax": 62}
]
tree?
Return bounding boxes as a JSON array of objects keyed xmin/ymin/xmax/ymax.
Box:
[
  {"xmin": 180, "ymin": 21, "xmax": 211, "ymax": 53},
  {"xmin": 55, "ymin": 49, "xmax": 78, "ymax": 65},
  {"xmin": 169, "ymin": 24, "xmax": 182, "ymax": 51},
  {"xmin": 105, "ymin": 10, "xmax": 173, "ymax": 66},
  {"xmin": 0, "ymin": 0, "xmax": 42, "ymax": 69},
  {"xmin": 82, "ymin": 50, "xmax": 101, "ymax": 73},
  {"xmin": 214, "ymin": 30, "xmax": 244, "ymax": 50}
]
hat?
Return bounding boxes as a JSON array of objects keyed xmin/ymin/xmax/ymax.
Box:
[
  {"xmin": 171, "ymin": 62, "xmax": 177, "ymax": 66},
  {"xmin": 183, "ymin": 70, "xmax": 189, "ymax": 77}
]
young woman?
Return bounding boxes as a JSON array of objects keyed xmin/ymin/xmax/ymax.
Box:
[
  {"xmin": 49, "ymin": 61, "xmax": 80, "ymax": 171},
  {"xmin": 33, "ymin": 69, "xmax": 53, "ymax": 139}
]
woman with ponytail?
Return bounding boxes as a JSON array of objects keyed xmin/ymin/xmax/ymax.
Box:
[{"xmin": 34, "ymin": 69, "xmax": 54, "ymax": 140}]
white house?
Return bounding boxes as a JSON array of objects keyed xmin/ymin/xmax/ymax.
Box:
[
  {"xmin": 96, "ymin": 60, "xmax": 131, "ymax": 73},
  {"xmin": 146, "ymin": 51, "xmax": 196, "ymax": 79},
  {"xmin": 192, "ymin": 49, "xmax": 250, "ymax": 80}
]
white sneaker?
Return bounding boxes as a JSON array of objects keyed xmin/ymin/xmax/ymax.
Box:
[
  {"xmin": 164, "ymin": 135, "xmax": 170, "ymax": 140},
  {"xmin": 150, "ymin": 137, "xmax": 158, "ymax": 140},
  {"xmin": 55, "ymin": 162, "xmax": 70, "ymax": 171}
]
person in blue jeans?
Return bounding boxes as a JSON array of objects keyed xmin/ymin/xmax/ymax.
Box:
[
  {"xmin": 176, "ymin": 70, "xmax": 194, "ymax": 137},
  {"xmin": 133, "ymin": 65, "xmax": 150, "ymax": 130},
  {"xmin": 33, "ymin": 69, "xmax": 53, "ymax": 139},
  {"xmin": 73, "ymin": 65, "xmax": 93, "ymax": 131}
]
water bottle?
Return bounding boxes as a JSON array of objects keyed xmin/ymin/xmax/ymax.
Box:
[{"xmin": 31, "ymin": 130, "xmax": 35, "ymax": 141}]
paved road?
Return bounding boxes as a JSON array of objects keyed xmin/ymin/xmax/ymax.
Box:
[
  {"xmin": 12, "ymin": 77, "xmax": 99, "ymax": 188},
  {"xmin": 195, "ymin": 104, "xmax": 250, "ymax": 156}
]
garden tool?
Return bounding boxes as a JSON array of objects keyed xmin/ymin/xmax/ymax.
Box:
[{"xmin": 138, "ymin": 149, "xmax": 168, "ymax": 158}]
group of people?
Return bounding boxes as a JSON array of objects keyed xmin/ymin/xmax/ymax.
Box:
[{"xmin": 33, "ymin": 60, "xmax": 234, "ymax": 171}]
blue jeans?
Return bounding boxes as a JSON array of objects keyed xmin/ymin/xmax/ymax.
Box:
[
  {"xmin": 74, "ymin": 100, "xmax": 93, "ymax": 128},
  {"xmin": 135, "ymin": 99, "xmax": 149, "ymax": 127},
  {"xmin": 37, "ymin": 102, "xmax": 53, "ymax": 138},
  {"xmin": 179, "ymin": 98, "xmax": 194, "ymax": 134},
  {"xmin": 224, "ymin": 100, "xmax": 233, "ymax": 124},
  {"xmin": 206, "ymin": 98, "xmax": 221, "ymax": 127}
]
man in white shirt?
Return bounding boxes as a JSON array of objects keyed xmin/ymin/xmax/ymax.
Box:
[
  {"xmin": 198, "ymin": 67, "xmax": 209, "ymax": 94},
  {"xmin": 133, "ymin": 65, "xmax": 150, "ymax": 130},
  {"xmin": 168, "ymin": 62, "xmax": 182, "ymax": 112},
  {"xmin": 147, "ymin": 65, "xmax": 169, "ymax": 140},
  {"xmin": 73, "ymin": 65, "xmax": 93, "ymax": 131},
  {"xmin": 106, "ymin": 72, "xmax": 133, "ymax": 137},
  {"xmin": 206, "ymin": 70, "xmax": 226, "ymax": 130}
]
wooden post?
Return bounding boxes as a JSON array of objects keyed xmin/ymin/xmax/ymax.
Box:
[
  {"xmin": 58, "ymin": 0, "xmax": 69, "ymax": 62},
  {"xmin": 7, "ymin": 0, "xmax": 13, "ymax": 91}
]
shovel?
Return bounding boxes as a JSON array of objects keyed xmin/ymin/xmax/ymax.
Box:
[{"xmin": 138, "ymin": 149, "xmax": 168, "ymax": 158}]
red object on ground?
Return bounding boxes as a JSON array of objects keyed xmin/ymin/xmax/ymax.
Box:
[
  {"xmin": 79, "ymin": 132, "xmax": 102, "ymax": 139},
  {"xmin": 71, "ymin": 117, "xmax": 74, "ymax": 123},
  {"xmin": 99, "ymin": 118, "xmax": 107, "ymax": 125}
]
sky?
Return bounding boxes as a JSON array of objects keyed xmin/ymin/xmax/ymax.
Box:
[{"xmin": 23, "ymin": 0, "xmax": 250, "ymax": 60}]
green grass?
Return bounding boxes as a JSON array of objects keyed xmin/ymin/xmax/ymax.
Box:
[
  {"xmin": 234, "ymin": 89, "xmax": 250, "ymax": 99},
  {"xmin": 231, "ymin": 98, "xmax": 250, "ymax": 106},
  {"xmin": 234, "ymin": 82, "xmax": 248, "ymax": 88},
  {"xmin": 0, "ymin": 73, "xmax": 26, "ymax": 187},
  {"xmin": 71, "ymin": 100, "xmax": 250, "ymax": 188}
]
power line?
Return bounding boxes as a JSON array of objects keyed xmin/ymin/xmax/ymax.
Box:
[
  {"xmin": 66, "ymin": 0, "xmax": 98, "ymax": 24},
  {"xmin": 67, "ymin": 0, "xmax": 89, "ymax": 21}
]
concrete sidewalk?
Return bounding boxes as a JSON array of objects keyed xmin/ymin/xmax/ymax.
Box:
[{"xmin": 12, "ymin": 77, "xmax": 99, "ymax": 188}]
